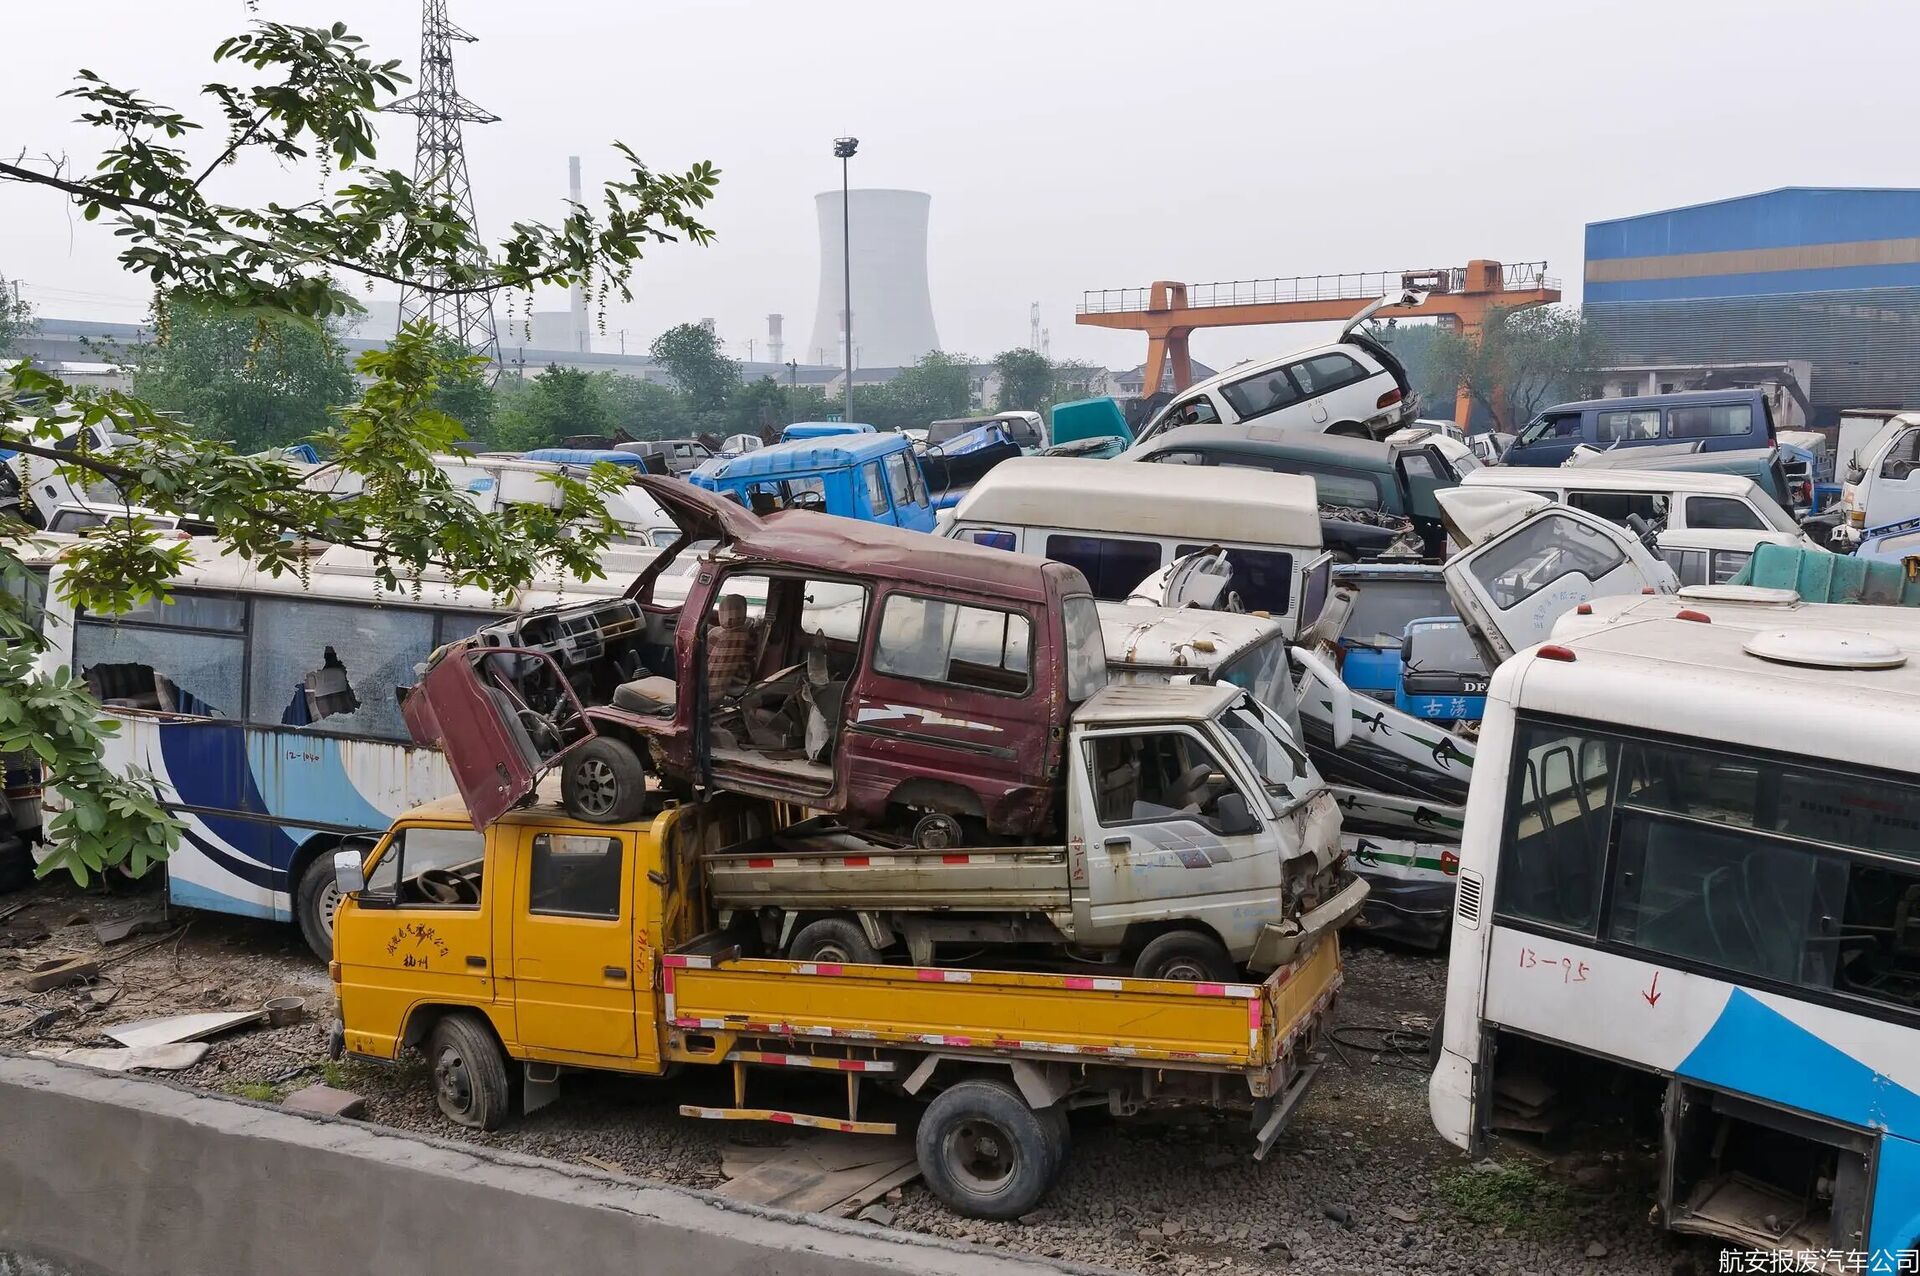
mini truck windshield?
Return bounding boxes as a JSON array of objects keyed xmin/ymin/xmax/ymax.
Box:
[{"xmin": 1220, "ymin": 696, "xmax": 1314, "ymax": 812}]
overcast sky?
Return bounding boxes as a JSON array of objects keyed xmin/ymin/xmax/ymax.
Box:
[{"xmin": 7, "ymin": 0, "xmax": 1916, "ymax": 371}]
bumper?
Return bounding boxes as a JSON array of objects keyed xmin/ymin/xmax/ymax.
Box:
[
  {"xmin": 1350, "ymin": 865, "xmax": 1455, "ymax": 950},
  {"xmin": 1247, "ymin": 875, "xmax": 1370, "ymax": 972}
]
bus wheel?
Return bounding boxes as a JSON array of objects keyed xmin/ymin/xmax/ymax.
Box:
[
  {"xmin": 561, "ymin": 738, "xmax": 648, "ymax": 824},
  {"xmin": 429, "ymin": 1013, "xmax": 512, "ymax": 1131},
  {"xmin": 786, "ymin": 917, "xmax": 881, "ymax": 965},
  {"xmin": 1134, "ymin": 930, "xmax": 1238, "ymax": 982},
  {"xmin": 295, "ymin": 854, "xmax": 342, "ymax": 962},
  {"xmin": 917, "ymin": 1078, "xmax": 1062, "ymax": 1220}
]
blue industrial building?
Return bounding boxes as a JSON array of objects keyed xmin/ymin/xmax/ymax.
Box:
[{"xmin": 1583, "ymin": 187, "xmax": 1920, "ymax": 423}]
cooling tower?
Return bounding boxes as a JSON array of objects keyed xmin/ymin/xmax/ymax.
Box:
[{"xmin": 810, "ymin": 189, "xmax": 940, "ymax": 369}]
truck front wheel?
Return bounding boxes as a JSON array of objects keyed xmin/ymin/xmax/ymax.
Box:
[
  {"xmin": 428, "ymin": 1013, "xmax": 512, "ymax": 1131},
  {"xmin": 916, "ymin": 1078, "xmax": 1062, "ymax": 1220},
  {"xmin": 1134, "ymin": 930, "xmax": 1238, "ymax": 982},
  {"xmin": 561, "ymin": 738, "xmax": 649, "ymax": 824}
]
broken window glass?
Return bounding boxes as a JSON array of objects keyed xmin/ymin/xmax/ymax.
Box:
[
  {"xmin": 73, "ymin": 613, "xmax": 244, "ymax": 718},
  {"xmin": 247, "ymin": 598, "xmax": 436, "ymax": 741}
]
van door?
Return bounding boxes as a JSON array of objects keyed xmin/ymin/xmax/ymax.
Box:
[
  {"xmin": 1070, "ymin": 724, "xmax": 1270, "ymax": 948},
  {"xmin": 1439, "ymin": 494, "xmax": 1674, "ymax": 665},
  {"xmin": 1504, "ymin": 411, "xmax": 1586, "ymax": 467},
  {"xmin": 845, "ymin": 590, "xmax": 1051, "ymax": 839},
  {"xmin": 508, "ymin": 825, "xmax": 652, "ymax": 1064},
  {"xmin": 1863, "ymin": 426, "xmax": 1920, "ymax": 534}
]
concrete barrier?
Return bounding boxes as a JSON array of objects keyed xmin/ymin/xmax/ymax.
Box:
[{"xmin": 0, "ymin": 1056, "xmax": 1086, "ymax": 1276}]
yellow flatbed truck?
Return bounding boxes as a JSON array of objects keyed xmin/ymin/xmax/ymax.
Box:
[{"xmin": 328, "ymin": 794, "xmax": 1342, "ymax": 1219}]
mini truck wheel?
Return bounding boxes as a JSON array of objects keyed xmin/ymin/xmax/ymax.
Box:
[
  {"xmin": 1133, "ymin": 929, "xmax": 1239, "ymax": 982},
  {"xmin": 786, "ymin": 917, "xmax": 882, "ymax": 965},
  {"xmin": 915, "ymin": 1078, "xmax": 1063, "ymax": 1220},
  {"xmin": 561, "ymin": 737, "xmax": 649, "ymax": 824},
  {"xmin": 428, "ymin": 1012, "xmax": 512, "ymax": 1131}
]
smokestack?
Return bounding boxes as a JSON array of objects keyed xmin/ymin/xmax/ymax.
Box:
[
  {"xmin": 767, "ymin": 314, "xmax": 785, "ymax": 366},
  {"xmin": 568, "ymin": 156, "xmax": 588, "ymax": 353}
]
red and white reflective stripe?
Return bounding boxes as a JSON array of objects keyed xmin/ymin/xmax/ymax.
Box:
[
  {"xmin": 1061, "ymin": 976, "xmax": 1125, "ymax": 992},
  {"xmin": 1248, "ymin": 997, "xmax": 1262, "ymax": 1055},
  {"xmin": 730, "ymin": 1050, "xmax": 896, "ymax": 1073},
  {"xmin": 661, "ymin": 954, "xmax": 713, "ymax": 969},
  {"xmin": 792, "ymin": 962, "xmax": 847, "ymax": 977},
  {"xmin": 1190, "ymin": 982, "xmax": 1260, "ymax": 999},
  {"xmin": 662, "ymin": 966, "xmax": 676, "ymax": 1021},
  {"xmin": 914, "ymin": 969, "xmax": 973, "ymax": 983}
]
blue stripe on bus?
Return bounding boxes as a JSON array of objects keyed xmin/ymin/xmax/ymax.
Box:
[
  {"xmin": 245, "ymin": 731, "xmax": 401, "ymax": 834},
  {"xmin": 175, "ymin": 824, "xmax": 279, "ymax": 892},
  {"xmin": 1678, "ymin": 987, "xmax": 1920, "ymax": 1134},
  {"xmin": 1873, "ymin": 1135, "xmax": 1920, "ymax": 1256},
  {"xmin": 166, "ymin": 872, "xmax": 279, "ymax": 921}
]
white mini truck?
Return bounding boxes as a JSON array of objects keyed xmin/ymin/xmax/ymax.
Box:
[{"xmin": 704, "ymin": 681, "xmax": 1365, "ymax": 982}]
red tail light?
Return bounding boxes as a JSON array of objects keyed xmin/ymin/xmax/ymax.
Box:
[
  {"xmin": 1538, "ymin": 645, "xmax": 1577, "ymax": 662},
  {"xmin": 1377, "ymin": 388, "xmax": 1403, "ymax": 410},
  {"xmin": 1676, "ymin": 609, "xmax": 1711, "ymax": 624}
]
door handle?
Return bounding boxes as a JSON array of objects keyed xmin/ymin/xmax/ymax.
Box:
[
  {"xmin": 1104, "ymin": 836, "xmax": 1131, "ymax": 853},
  {"xmin": 603, "ymin": 966, "xmax": 628, "ymax": 981},
  {"xmin": 466, "ymin": 955, "xmax": 487, "ymax": 969}
]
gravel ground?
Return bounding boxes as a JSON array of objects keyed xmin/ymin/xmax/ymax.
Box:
[{"xmin": 0, "ymin": 877, "xmax": 1714, "ymax": 1275}]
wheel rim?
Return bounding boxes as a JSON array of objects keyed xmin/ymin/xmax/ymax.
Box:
[
  {"xmin": 573, "ymin": 757, "xmax": 618, "ymax": 816},
  {"xmin": 1157, "ymin": 957, "xmax": 1210, "ymax": 981},
  {"xmin": 315, "ymin": 880, "xmax": 341, "ymax": 941},
  {"xmin": 434, "ymin": 1043, "xmax": 474, "ymax": 1116},
  {"xmin": 944, "ymin": 1119, "xmax": 1018, "ymax": 1195},
  {"xmin": 915, "ymin": 815, "xmax": 959, "ymax": 849},
  {"xmin": 809, "ymin": 942, "xmax": 853, "ymax": 962}
]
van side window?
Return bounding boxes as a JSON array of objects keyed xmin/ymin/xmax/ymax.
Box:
[
  {"xmin": 1220, "ymin": 370, "xmax": 1301, "ymax": 420},
  {"xmin": 1164, "ymin": 397, "xmax": 1220, "ymax": 428},
  {"xmin": 1519, "ymin": 412, "xmax": 1582, "ymax": 444},
  {"xmin": 1174, "ymin": 545, "xmax": 1293, "ymax": 615},
  {"xmin": 1667, "ymin": 403, "xmax": 1752, "ymax": 439},
  {"xmin": 1659, "ymin": 548, "xmax": 1708, "ymax": 587},
  {"xmin": 1566, "ymin": 491, "xmax": 1667, "ymax": 524},
  {"xmin": 529, "ymin": 834, "xmax": 623, "ymax": 919},
  {"xmin": 1686, "ymin": 495, "xmax": 1765, "ymax": 531},
  {"xmin": 1086, "ymin": 730, "xmax": 1247, "ymax": 833},
  {"xmin": 1144, "ymin": 450, "xmax": 1209, "ymax": 466},
  {"xmin": 861, "ymin": 462, "xmax": 889, "ymax": 516},
  {"xmin": 1293, "ymin": 467, "xmax": 1383, "ymax": 511},
  {"xmin": 873, "ymin": 594, "xmax": 1032, "ymax": 694},
  {"xmin": 1880, "ymin": 430, "xmax": 1920, "ymax": 478},
  {"xmin": 1594, "ymin": 410, "xmax": 1660, "ymax": 444},
  {"xmin": 1044, "ymin": 534, "xmax": 1163, "ymax": 600},
  {"xmin": 1288, "ymin": 353, "xmax": 1366, "ymax": 397}
]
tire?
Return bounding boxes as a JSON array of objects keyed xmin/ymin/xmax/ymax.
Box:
[
  {"xmin": 428, "ymin": 1012, "xmax": 513, "ymax": 1131},
  {"xmin": 1037, "ymin": 1102, "xmax": 1072, "ymax": 1184},
  {"xmin": 0, "ymin": 835, "xmax": 31, "ymax": 895},
  {"xmin": 295, "ymin": 851, "xmax": 342, "ymax": 962},
  {"xmin": 916, "ymin": 1078, "xmax": 1063, "ymax": 1220},
  {"xmin": 912, "ymin": 812, "xmax": 963, "ymax": 850},
  {"xmin": 1134, "ymin": 930, "xmax": 1239, "ymax": 983},
  {"xmin": 561, "ymin": 737, "xmax": 649, "ymax": 824},
  {"xmin": 786, "ymin": 917, "xmax": 882, "ymax": 965}
]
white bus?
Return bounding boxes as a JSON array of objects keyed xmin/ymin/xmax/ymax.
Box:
[
  {"xmin": 36, "ymin": 540, "xmax": 635, "ymax": 958},
  {"xmin": 1430, "ymin": 590, "xmax": 1920, "ymax": 1260}
]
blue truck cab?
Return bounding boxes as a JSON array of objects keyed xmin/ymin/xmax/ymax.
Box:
[
  {"xmin": 1504, "ymin": 388, "xmax": 1776, "ymax": 468},
  {"xmin": 1393, "ymin": 616, "xmax": 1487, "ymax": 725},
  {"xmin": 1328, "ymin": 563, "xmax": 1453, "ymax": 700},
  {"xmin": 689, "ymin": 431, "xmax": 937, "ymax": 531}
]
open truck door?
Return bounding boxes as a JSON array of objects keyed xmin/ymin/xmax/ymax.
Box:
[
  {"xmin": 1437, "ymin": 487, "xmax": 1675, "ymax": 667},
  {"xmin": 402, "ymin": 647, "xmax": 593, "ymax": 830}
]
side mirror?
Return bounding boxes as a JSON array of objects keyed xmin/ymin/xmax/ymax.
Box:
[
  {"xmin": 333, "ymin": 847, "xmax": 368, "ymax": 897},
  {"xmin": 1214, "ymin": 792, "xmax": 1259, "ymax": 837}
]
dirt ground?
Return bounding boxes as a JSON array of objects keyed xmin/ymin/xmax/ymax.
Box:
[{"xmin": 0, "ymin": 875, "xmax": 1712, "ymax": 1275}]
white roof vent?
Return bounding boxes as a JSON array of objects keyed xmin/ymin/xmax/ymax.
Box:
[
  {"xmin": 1679, "ymin": 585, "xmax": 1799, "ymax": 607},
  {"xmin": 1744, "ymin": 628, "xmax": 1907, "ymax": 670}
]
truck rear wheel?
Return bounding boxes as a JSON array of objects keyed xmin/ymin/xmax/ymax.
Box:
[
  {"xmin": 1134, "ymin": 930, "xmax": 1238, "ymax": 982},
  {"xmin": 916, "ymin": 1078, "xmax": 1062, "ymax": 1219},
  {"xmin": 561, "ymin": 738, "xmax": 649, "ymax": 824},
  {"xmin": 429, "ymin": 1013, "xmax": 512, "ymax": 1131},
  {"xmin": 786, "ymin": 917, "xmax": 881, "ymax": 965}
]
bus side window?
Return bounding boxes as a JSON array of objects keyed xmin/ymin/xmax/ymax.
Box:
[{"xmin": 1495, "ymin": 721, "xmax": 1618, "ymax": 934}]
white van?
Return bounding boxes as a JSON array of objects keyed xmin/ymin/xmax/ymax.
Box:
[
  {"xmin": 944, "ymin": 457, "xmax": 1333, "ymax": 638},
  {"xmin": 1461, "ymin": 467, "xmax": 1810, "ymax": 549}
]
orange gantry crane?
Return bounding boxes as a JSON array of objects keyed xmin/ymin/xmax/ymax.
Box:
[{"xmin": 1076, "ymin": 260, "xmax": 1561, "ymax": 428}]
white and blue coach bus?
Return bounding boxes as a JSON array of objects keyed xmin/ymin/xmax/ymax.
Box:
[
  {"xmin": 36, "ymin": 540, "xmax": 631, "ymax": 958},
  {"xmin": 1429, "ymin": 590, "xmax": 1920, "ymax": 1263}
]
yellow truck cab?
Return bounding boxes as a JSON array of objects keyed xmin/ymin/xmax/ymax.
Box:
[{"xmin": 330, "ymin": 792, "xmax": 1343, "ymax": 1219}]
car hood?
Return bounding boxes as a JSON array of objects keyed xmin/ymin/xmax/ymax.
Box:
[{"xmin": 624, "ymin": 475, "xmax": 767, "ymax": 603}]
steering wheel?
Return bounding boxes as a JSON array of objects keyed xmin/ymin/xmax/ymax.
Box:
[
  {"xmin": 416, "ymin": 868, "xmax": 478, "ymax": 906},
  {"xmin": 1172, "ymin": 763, "xmax": 1215, "ymax": 806},
  {"xmin": 1624, "ymin": 512, "xmax": 1664, "ymax": 550},
  {"xmin": 791, "ymin": 491, "xmax": 826, "ymax": 511}
]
